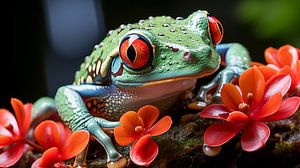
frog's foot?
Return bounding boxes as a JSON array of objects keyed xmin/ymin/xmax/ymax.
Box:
[
  {"xmin": 189, "ymin": 65, "xmax": 245, "ymax": 110},
  {"xmin": 107, "ymin": 157, "xmax": 128, "ymax": 168},
  {"xmin": 86, "ymin": 117, "xmax": 127, "ymax": 168}
]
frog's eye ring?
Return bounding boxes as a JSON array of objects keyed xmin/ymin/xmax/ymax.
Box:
[
  {"xmin": 208, "ymin": 16, "xmax": 224, "ymax": 45},
  {"xmin": 119, "ymin": 34, "xmax": 153, "ymax": 70}
]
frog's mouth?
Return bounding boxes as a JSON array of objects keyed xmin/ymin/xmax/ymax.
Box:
[{"xmin": 115, "ymin": 69, "xmax": 215, "ymax": 87}]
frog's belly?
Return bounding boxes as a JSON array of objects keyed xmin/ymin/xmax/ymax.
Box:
[{"xmin": 84, "ymin": 79, "xmax": 196, "ymax": 121}]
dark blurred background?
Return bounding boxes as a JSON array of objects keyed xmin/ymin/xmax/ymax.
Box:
[{"xmin": 8, "ymin": 0, "xmax": 300, "ymax": 109}]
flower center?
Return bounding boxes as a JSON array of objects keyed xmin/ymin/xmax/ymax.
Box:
[
  {"xmin": 134, "ymin": 126, "xmax": 144, "ymax": 133},
  {"xmin": 239, "ymin": 102, "xmax": 249, "ymax": 113}
]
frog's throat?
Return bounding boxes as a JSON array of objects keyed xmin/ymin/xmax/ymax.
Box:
[{"xmin": 115, "ymin": 67, "xmax": 218, "ymax": 87}]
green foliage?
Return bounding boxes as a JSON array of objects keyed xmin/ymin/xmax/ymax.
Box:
[{"xmin": 236, "ymin": 0, "xmax": 300, "ymax": 45}]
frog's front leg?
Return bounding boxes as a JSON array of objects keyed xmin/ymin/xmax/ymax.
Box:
[
  {"xmin": 190, "ymin": 43, "xmax": 251, "ymax": 109},
  {"xmin": 55, "ymin": 84, "xmax": 127, "ymax": 168}
]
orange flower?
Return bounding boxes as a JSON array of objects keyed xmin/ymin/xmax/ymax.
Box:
[
  {"xmin": 265, "ymin": 44, "xmax": 300, "ymax": 94},
  {"xmin": 31, "ymin": 120, "xmax": 89, "ymax": 168},
  {"xmin": 0, "ymin": 98, "xmax": 32, "ymax": 167},
  {"xmin": 114, "ymin": 105, "xmax": 172, "ymax": 167},
  {"xmin": 200, "ymin": 67, "xmax": 300, "ymax": 151}
]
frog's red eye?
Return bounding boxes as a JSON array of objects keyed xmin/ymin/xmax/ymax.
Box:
[
  {"xmin": 208, "ymin": 16, "xmax": 224, "ymax": 45},
  {"xmin": 119, "ymin": 34, "xmax": 153, "ymax": 70}
]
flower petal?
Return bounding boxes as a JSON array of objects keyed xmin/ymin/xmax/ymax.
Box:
[
  {"xmin": 264, "ymin": 73, "xmax": 291, "ymax": 100},
  {"xmin": 289, "ymin": 66, "xmax": 299, "ymax": 91},
  {"xmin": 22, "ymin": 103, "xmax": 32, "ymax": 136},
  {"xmin": 130, "ymin": 134, "xmax": 158, "ymax": 167},
  {"xmin": 265, "ymin": 47, "xmax": 279, "ymax": 66},
  {"xmin": 277, "ymin": 45, "xmax": 298, "ymax": 67},
  {"xmin": 0, "ymin": 135, "xmax": 13, "ymax": 147},
  {"xmin": 227, "ymin": 111, "xmax": 249, "ymax": 123},
  {"xmin": 120, "ymin": 111, "xmax": 144, "ymax": 135},
  {"xmin": 61, "ymin": 130, "xmax": 89, "ymax": 160},
  {"xmin": 251, "ymin": 93, "xmax": 282, "ymax": 119},
  {"xmin": 31, "ymin": 158, "xmax": 41, "ymax": 168},
  {"xmin": 0, "ymin": 109, "xmax": 19, "ymax": 136},
  {"xmin": 0, "ymin": 142, "xmax": 25, "ymax": 167},
  {"xmin": 260, "ymin": 97, "xmax": 300, "ymax": 122},
  {"xmin": 34, "ymin": 120, "xmax": 62, "ymax": 149},
  {"xmin": 297, "ymin": 61, "xmax": 300, "ymax": 81},
  {"xmin": 221, "ymin": 84, "xmax": 243, "ymax": 110},
  {"xmin": 257, "ymin": 66, "xmax": 277, "ymax": 81},
  {"xmin": 200, "ymin": 104, "xmax": 231, "ymax": 120},
  {"xmin": 11, "ymin": 98, "xmax": 32, "ymax": 137},
  {"xmin": 137, "ymin": 105, "xmax": 159, "ymax": 129},
  {"xmin": 56, "ymin": 122, "xmax": 71, "ymax": 146},
  {"xmin": 239, "ymin": 67, "xmax": 265, "ymax": 105},
  {"xmin": 204, "ymin": 122, "xmax": 245, "ymax": 147},
  {"xmin": 241, "ymin": 122, "xmax": 270, "ymax": 152},
  {"xmin": 114, "ymin": 126, "xmax": 136, "ymax": 146},
  {"xmin": 39, "ymin": 147, "xmax": 60, "ymax": 167},
  {"xmin": 147, "ymin": 116, "xmax": 172, "ymax": 136},
  {"xmin": 0, "ymin": 126, "xmax": 13, "ymax": 146}
]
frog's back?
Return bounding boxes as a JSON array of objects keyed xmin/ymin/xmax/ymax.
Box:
[{"xmin": 74, "ymin": 15, "xmax": 186, "ymax": 85}]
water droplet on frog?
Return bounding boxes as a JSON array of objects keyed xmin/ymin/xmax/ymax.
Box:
[
  {"xmin": 99, "ymin": 42, "xmax": 104, "ymax": 47},
  {"xmin": 139, "ymin": 20, "xmax": 145, "ymax": 24},
  {"xmin": 158, "ymin": 33, "xmax": 165, "ymax": 36},
  {"xmin": 145, "ymin": 27, "xmax": 151, "ymax": 30},
  {"xmin": 107, "ymin": 30, "xmax": 114, "ymax": 36},
  {"xmin": 166, "ymin": 16, "xmax": 172, "ymax": 19},
  {"xmin": 148, "ymin": 16, "xmax": 154, "ymax": 19},
  {"xmin": 84, "ymin": 56, "xmax": 90, "ymax": 61},
  {"xmin": 120, "ymin": 24, "xmax": 126, "ymax": 29},
  {"xmin": 180, "ymin": 27, "xmax": 186, "ymax": 31},
  {"xmin": 129, "ymin": 27, "xmax": 135, "ymax": 30},
  {"xmin": 149, "ymin": 23, "xmax": 155, "ymax": 27},
  {"xmin": 176, "ymin": 17, "xmax": 183, "ymax": 20},
  {"xmin": 168, "ymin": 62, "xmax": 173, "ymax": 65},
  {"xmin": 94, "ymin": 44, "xmax": 99, "ymax": 49},
  {"xmin": 162, "ymin": 23, "xmax": 170, "ymax": 27},
  {"xmin": 170, "ymin": 29, "xmax": 176, "ymax": 32},
  {"xmin": 161, "ymin": 55, "xmax": 166, "ymax": 60}
]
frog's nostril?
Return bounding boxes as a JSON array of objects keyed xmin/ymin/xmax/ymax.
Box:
[{"xmin": 182, "ymin": 51, "xmax": 194, "ymax": 62}]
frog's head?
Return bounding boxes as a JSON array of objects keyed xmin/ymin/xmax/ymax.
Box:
[{"xmin": 111, "ymin": 10, "xmax": 223, "ymax": 87}]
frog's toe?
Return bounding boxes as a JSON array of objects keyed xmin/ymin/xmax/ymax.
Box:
[
  {"xmin": 107, "ymin": 157, "xmax": 127, "ymax": 168},
  {"xmin": 188, "ymin": 93, "xmax": 213, "ymax": 110},
  {"xmin": 188, "ymin": 101, "xmax": 207, "ymax": 110},
  {"xmin": 212, "ymin": 93, "xmax": 221, "ymax": 103}
]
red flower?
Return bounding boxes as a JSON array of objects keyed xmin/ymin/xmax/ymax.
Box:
[
  {"xmin": 0, "ymin": 98, "xmax": 32, "ymax": 167},
  {"xmin": 31, "ymin": 120, "xmax": 89, "ymax": 168},
  {"xmin": 114, "ymin": 105, "xmax": 172, "ymax": 166},
  {"xmin": 265, "ymin": 44, "xmax": 300, "ymax": 93},
  {"xmin": 200, "ymin": 67, "xmax": 300, "ymax": 152}
]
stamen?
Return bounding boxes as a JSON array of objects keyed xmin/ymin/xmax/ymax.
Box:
[
  {"xmin": 239, "ymin": 103, "xmax": 249, "ymax": 113},
  {"xmin": 247, "ymin": 92, "xmax": 253, "ymax": 105},
  {"xmin": 134, "ymin": 126, "xmax": 144, "ymax": 133}
]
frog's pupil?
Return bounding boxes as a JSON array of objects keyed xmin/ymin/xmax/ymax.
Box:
[{"xmin": 127, "ymin": 45, "xmax": 136, "ymax": 63}]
